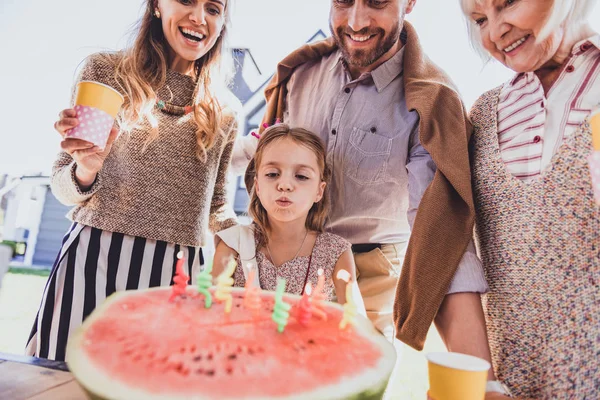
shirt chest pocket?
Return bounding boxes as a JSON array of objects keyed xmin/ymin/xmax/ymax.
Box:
[{"xmin": 344, "ymin": 127, "xmax": 392, "ymax": 185}]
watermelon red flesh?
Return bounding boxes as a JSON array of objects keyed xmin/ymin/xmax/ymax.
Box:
[{"xmin": 68, "ymin": 287, "xmax": 394, "ymax": 400}]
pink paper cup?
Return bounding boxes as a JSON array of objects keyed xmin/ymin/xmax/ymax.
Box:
[
  {"xmin": 588, "ymin": 151, "xmax": 600, "ymax": 206},
  {"xmin": 65, "ymin": 81, "xmax": 124, "ymax": 149},
  {"xmin": 65, "ymin": 105, "xmax": 117, "ymax": 148}
]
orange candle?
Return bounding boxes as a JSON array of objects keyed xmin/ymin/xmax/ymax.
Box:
[{"xmin": 244, "ymin": 264, "xmax": 262, "ymax": 314}]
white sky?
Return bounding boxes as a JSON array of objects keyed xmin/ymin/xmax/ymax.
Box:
[{"xmin": 1, "ymin": 0, "xmax": 599, "ymax": 176}]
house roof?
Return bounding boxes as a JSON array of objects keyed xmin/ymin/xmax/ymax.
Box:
[{"xmin": 231, "ymin": 29, "xmax": 327, "ymax": 116}]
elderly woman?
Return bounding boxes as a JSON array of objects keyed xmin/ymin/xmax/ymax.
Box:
[{"xmin": 459, "ymin": 0, "xmax": 600, "ymax": 398}]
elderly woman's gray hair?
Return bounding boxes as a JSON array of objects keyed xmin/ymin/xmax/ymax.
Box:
[{"xmin": 460, "ymin": 0, "xmax": 598, "ymax": 60}]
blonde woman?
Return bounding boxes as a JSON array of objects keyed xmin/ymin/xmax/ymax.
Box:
[
  {"xmin": 27, "ymin": 0, "xmax": 238, "ymax": 361},
  {"xmin": 461, "ymin": 0, "xmax": 600, "ymax": 397}
]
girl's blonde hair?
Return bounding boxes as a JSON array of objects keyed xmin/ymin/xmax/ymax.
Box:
[
  {"xmin": 107, "ymin": 0, "xmax": 234, "ymax": 161},
  {"xmin": 244, "ymin": 124, "xmax": 331, "ymax": 245},
  {"xmin": 459, "ymin": 0, "xmax": 597, "ymax": 61}
]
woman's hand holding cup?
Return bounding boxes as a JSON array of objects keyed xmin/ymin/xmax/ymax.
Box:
[{"xmin": 54, "ymin": 108, "xmax": 120, "ymax": 190}]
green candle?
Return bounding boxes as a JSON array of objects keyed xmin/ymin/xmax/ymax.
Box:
[
  {"xmin": 197, "ymin": 263, "xmax": 213, "ymax": 308},
  {"xmin": 272, "ymin": 278, "xmax": 291, "ymax": 333}
]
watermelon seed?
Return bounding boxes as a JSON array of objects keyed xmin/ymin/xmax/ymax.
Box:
[
  {"xmin": 226, "ymin": 367, "xmax": 233, "ymax": 375},
  {"xmin": 191, "ymin": 345, "xmax": 197, "ymax": 352},
  {"xmin": 236, "ymin": 304, "xmax": 241, "ymax": 308},
  {"xmin": 308, "ymin": 339, "xmax": 315, "ymax": 345},
  {"xmin": 193, "ymin": 355, "xmax": 203, "ymax": 362},
  {"xmin": 207, "ymin": 353, "xmax": 213, "ymax": 361},
  {"xmin": 248, "ymin": 348, "xmax": 255, "ymax": 355},
  {"xmin": 205, "ymin": 369, "xmax": 215, "ymax": 376},
  {"xmin": 228, "ymin": 354, "xmax": 237, "ymax": 360}
]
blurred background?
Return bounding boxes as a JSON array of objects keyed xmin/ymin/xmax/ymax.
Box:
[{"xmin": 1, "ymin": 1, "xmax": 599, "ymax": 398}]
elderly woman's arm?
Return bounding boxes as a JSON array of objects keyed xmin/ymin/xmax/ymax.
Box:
[{"xmin": 434, "ymin": 293, "xmax": 495, "ymax": 379}]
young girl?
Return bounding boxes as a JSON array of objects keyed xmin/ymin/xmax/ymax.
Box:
[
  {"xmin": 213, "ymin": 124, "xmax": 365, "ymax": 307},
  {"xmin": 28, "ymin": 0, "xmax": 237, "ymax": 361}
]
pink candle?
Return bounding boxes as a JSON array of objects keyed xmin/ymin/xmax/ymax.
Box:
[
  {"xmin": 298, "ymin": 283, "xmax": 313, "ymax": 326},
  {"xmin": 312, "ymin": 269, "xmax": 328, "ymax": 321},
  {"xmin": 175, "ymin": 252, "xmax": 186, "ymax": 278},
  {"xmin": 169, "ymin": 251, "xmax": 189, "ymax": 302}
]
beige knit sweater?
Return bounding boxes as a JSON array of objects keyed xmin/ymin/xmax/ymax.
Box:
[
  {"xmin": 52, "ymin": 53, "xmax": 238, "ymax": 247},
  {"xmin": 471, "ymin": 86, "xmax": 599, "ymax": 398}
]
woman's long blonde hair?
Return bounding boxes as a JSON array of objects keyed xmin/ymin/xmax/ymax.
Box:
[
  {"xmin": 244, "ymin": 125, "xmax": 331, "ymax": 246},
  {"xmin": 109, "ymin": 0, "xmax": 234, "ymax": 161}
]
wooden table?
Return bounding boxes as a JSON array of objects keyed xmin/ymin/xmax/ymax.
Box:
[{"xmin": 0, "ymin": 352, "xmax": 87, "ymax": 399}]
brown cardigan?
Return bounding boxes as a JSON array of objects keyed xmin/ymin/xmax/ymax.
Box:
[{"xmin": 259, "ymin": 22, "xmax": 475, "ymax": 350}]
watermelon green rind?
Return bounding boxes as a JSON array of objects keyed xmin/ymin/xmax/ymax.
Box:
[
  {"xmin": 79, "ymin": 382, "xmax": 388, "ymax": 400},
  {"xmin": 78, "ymin": 377, "xmax": 389, "ymax": 400},
  {"xmin": 67, "ymin": 287, "xmax": 396, "ymax": 400}
]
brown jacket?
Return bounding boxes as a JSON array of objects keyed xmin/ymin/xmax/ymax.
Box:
[{"xmin": 259, "ymin": 22, "xmax": 475, "ymax": 350}]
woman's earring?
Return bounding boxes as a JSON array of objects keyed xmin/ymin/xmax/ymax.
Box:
[{"xmin": 154, "ymin": 9, "xmax": 161, "ymax": 18}]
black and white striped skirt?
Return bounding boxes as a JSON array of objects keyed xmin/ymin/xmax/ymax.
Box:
[{"xmin": 26, "ymin": 223, "xmax": 204, "ymax": 361}]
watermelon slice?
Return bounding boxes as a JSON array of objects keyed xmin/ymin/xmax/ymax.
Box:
[{"xmin": 67, "ymin": 287, "xmax": 396, "ymax": 400}]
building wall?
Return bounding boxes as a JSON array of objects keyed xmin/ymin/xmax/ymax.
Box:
[{"xmin": 32, "ymin": 189, "xmax": 72, "ymax": 268}]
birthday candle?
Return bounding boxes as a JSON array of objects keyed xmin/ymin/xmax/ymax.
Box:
[
  {"xmin": 311, "ymin": 268, "xmax": 328, "ymax": 321},
  {"xmin": 215, "ymin": 258, "xmax": 236, "ymax": 313},
  {"xmin": 297, "ymin": 283, "xmax": 313, "ymax": 326},
  {"xmin": 196, "ymin": 263, "xmax": 213, "ymax": 308},
  {"xmin": 272, "ymin": 278, "xmax": 291, "ymax": 333},
  {"xmin": 244, "ymin": 264, "xmax": 262, "ymax": 314},
  {"xmin": 337, "ymin": 270, "xmax": 357, "ymax": 330},
  {"xmin": 169, "ymin": 251, "xmax": 189, "ymax": 302}
]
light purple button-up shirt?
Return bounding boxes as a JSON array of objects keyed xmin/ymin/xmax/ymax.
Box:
[{"xmin": 283, "ymin": 47, "xmax": 487, "ymax": 294}]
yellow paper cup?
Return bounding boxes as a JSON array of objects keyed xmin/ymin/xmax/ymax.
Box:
[
  {"xmin": 65, "ymin": 81, "xmax": 124, "ymax": 148},
  {"xmin": 75, "ymin": 81, "xmax": 124, "ymax": 118},
  {"xmin": 590, "ymin": 107, "xmax": 600, "ymax": 151},
  {"xmin": 427, "ymin": 352, "xmax": 490, "ymax": 400}
]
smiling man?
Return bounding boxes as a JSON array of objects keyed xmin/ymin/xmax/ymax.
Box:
[{"xmin": 246, "ymin": 0, "xmax": 509, "ymax": 396}]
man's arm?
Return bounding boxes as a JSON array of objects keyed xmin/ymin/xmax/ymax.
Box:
[{"xmin": 406, "ymin": 125, "xmax": 494, "ymax": 380}]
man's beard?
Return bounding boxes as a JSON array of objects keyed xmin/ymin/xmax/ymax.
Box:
[{"xmin": 331, "ymin": 23, "xmax": 401, "ymax": 68}]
